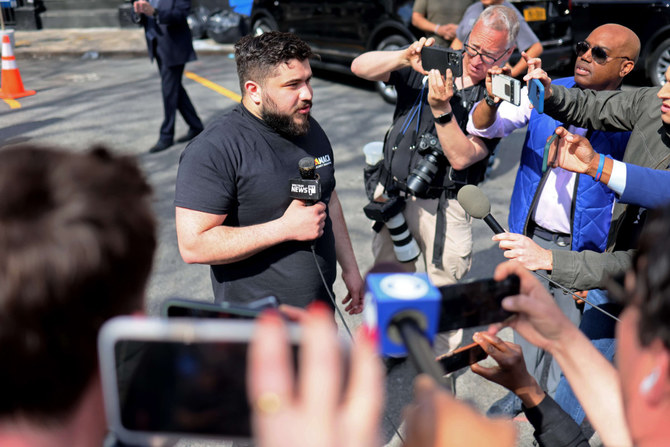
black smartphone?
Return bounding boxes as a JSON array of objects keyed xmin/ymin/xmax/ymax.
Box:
[
  {"xmin": 161, "ymin": 297, "xmax": 278, "ymax": 320},
  {"xmin": 99, "ymin": 317, "xmax": 301, "ymax": 443},
  {"xmin": 436, "ymin": 342, "xmax": 488, "ymax": 373},
  {"xmin": 437, "ymin": 274, "xmax": 519, "ymax": 332},
  {"xmin": 421, "ymin": 46, "xmax": 463, "ymax": 77}
]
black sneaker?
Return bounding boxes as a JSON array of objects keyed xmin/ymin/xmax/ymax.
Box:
[
  {"xmin": 176, "ymin": 128, "xmax": 203, "ymax": 143},
  {"xmin": 148, "ymin": 139, "xmax": 174, "ymax": 154}
]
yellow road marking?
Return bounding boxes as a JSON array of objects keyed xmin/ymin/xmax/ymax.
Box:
[
  {"xmin": 3, "ymin": 98, "xmax": 21, "ymax": 109},
  {"xmin": 185, "ymin": 71, "xmax": 241, "ymax": 103}
]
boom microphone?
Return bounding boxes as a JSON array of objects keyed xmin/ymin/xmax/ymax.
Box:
[{"xmin": 457, "ymin": 184, "xmax": 506, "ymax": 234}]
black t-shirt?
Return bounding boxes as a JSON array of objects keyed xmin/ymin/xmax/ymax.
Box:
[
  {"xmin": 174, "ymin": 104, "xmax": 337, "ymax": 307},
  {"xmin": 383, "ymin": 67, "xmax": 498, "ymax": 196}
]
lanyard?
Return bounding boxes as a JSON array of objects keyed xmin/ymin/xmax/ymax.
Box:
[{"xmin": 394, "ymin": 78, "xmax": 427, "ymax": 148}]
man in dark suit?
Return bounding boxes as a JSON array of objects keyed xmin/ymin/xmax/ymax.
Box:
[{"xmin": 134, "ymin": 0, "xmax": 204, "ymax": 153}]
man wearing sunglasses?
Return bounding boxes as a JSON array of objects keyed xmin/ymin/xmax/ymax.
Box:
[
  {"xmin": 525, "ymin": 30, "xmax": 669, "ymax": 291},
  {"xmin": 466, "ymin": 24, "xmax": 639, "ymax": 417},
  {"xmin": 351, "ymin": 5, "xmax": 517, "ymax": 359}
]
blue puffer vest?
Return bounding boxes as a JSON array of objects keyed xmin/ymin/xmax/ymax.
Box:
[{"xmin": 508, "ymin": 77, "xmax": 629, "ymax": 252}]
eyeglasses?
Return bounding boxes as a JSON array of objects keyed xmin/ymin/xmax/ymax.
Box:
[
  {"xmin": 463, "ymin": 42, "xmax": 509, "ymax": 65},
  {"xmin": 575, "ymin": 41, "xmax": 632, "ymax": 65},
  {"xmin": 463, "ymin": 43, "xmax": 507, "ymax": 65}
]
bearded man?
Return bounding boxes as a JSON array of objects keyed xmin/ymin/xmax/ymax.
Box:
[{"xmin": 175, "ymin": 32, "xmax": 363, "ymax": 313}]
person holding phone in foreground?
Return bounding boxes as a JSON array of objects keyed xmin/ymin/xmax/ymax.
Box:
[
  {"xmin": 0, "ymin": 145, "xmax": 157, "ymax": 447},
  {"xmin": 351, "ymin": 5, "xmax": 518, "ymax": 358}
]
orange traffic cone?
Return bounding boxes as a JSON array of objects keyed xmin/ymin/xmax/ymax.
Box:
[{"xmin": 0, "ymin": 34, "xmax": 35, "ymax": 99}]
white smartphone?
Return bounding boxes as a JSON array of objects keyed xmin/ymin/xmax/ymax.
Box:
[
  {"xmin": 98, "ymin": 316, "xmax": 301, "ymax": 445},
  {"xmin": 491, "ymin": 74, "xmax": 521, "ymax": 106}
]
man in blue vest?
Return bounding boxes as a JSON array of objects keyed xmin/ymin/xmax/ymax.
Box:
[{"xmin": 466, "ymin": 23, "xmax": 640, "ymax": 416}]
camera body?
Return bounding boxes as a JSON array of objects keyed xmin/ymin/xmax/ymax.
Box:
[{"xmin": 406, "ymin": 133, "xmax": 446, "ymax": 197}]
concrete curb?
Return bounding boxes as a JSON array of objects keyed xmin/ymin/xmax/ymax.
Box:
[{"xmin": 10, "ymin": 27, "xmax": 234, "ymax": 59}]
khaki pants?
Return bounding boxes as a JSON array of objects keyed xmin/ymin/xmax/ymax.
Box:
[{"xmin": 372, "ymin": 195, "xmax": 473, "ymax": 356}]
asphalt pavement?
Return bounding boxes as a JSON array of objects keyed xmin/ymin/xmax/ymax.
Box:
[
  {"xmin": 10, "ymin": 27, "xmax": 232, "ymax": 58},
  {"xmin": 0, "ymin": 28, "xmax": 602, "ymax": 447}
]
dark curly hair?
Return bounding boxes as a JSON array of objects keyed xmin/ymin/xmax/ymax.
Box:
[
  {"xmin": 632, "ymin": 204, "xmax": 670, "ymax": 350},
  {"xmin": 0, "ymin": 145, "xmax": 156, "ymax": 423},
  {"xmin": 234, "ymin": 31, "xmax": 315, "ymax": 95}
]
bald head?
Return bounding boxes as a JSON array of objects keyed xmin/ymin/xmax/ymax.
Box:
[
  {"xmin": 573, "ymin": 23, "xmax": 639, "ymax": 91},
  {"xmin": 590, "ymin": 24, "xmax": 640, "ymax": 63}
]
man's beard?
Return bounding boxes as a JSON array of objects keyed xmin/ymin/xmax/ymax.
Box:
[{"xmin": 261, "ymin": 95, "xmax": 311, "ymax": 137}]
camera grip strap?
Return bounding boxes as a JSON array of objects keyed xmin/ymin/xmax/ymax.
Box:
[{"xmin": 431, "ymin": 192, "xmax": 447, "ymax": 269}]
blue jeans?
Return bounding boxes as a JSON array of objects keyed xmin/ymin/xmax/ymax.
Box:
[{"xmin": 554, "ymin": 289, "xmax": 621, "ymax": 424}]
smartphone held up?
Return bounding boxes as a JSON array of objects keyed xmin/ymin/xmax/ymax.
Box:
[
  {"xmin": 99, "ymin": 317, "xmax": 302, "ymax": 444},
  {"xmin": 491, "ymin": 74, "xmax": 521, "ymax": 106},
  {"xmin": 421, "ymin": 46, "xmax": 463, "ymax": 77}
]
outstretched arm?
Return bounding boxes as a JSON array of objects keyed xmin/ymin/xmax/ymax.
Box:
[
  {"xmin": 548, "ymin": 126, "xmax": 670, "ymax": 209},
  {"xmin": 175, "ymin": 200, "xmax": 326, "ymax": 265},
  {"xmin": 350, "ymin": 37, "xmax": 433, "ymax": 82},
  {"xmin": 427, "ymin": 68, "xmax": 490, "ymax": 170},
  {"xmin": 492, "ymin": 232, "xmax": 553, "ymax": 271},
  {"xmin": 492, "ymin": 261, "xmax": 633, "ymax": 446}
]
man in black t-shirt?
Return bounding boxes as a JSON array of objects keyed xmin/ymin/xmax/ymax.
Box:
[
  {"xmin": 351, "ymin": 5, "xmax": 517, "ymax": 354},
  {"xmin": 175, "ymin": 32, "xmax": 364, "ymax": 313}
]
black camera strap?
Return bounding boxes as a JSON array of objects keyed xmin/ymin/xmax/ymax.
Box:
[{"xmin": 432, "ymin": 191, "xmax": 448, "ymax": 269}]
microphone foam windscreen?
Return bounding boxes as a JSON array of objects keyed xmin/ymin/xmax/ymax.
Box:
[
  {"xmin": 457, "ymin": 185, "xmax": 491, "ymax": 219},
  {"xmin": 298, "ymin": 156, "xmax": 315, "ymax": 170},
  {"xmin": 298, "ymin": 156, "xmax": 316, "ymax": 179}
]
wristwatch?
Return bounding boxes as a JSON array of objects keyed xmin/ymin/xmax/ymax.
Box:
[
  {"xmin": 433, "ymin": 110, "xmax": 453, "ymax": 124},
  {"xmin": 485, "ymin": 92, "xmax": 500, "ymax": 108}
]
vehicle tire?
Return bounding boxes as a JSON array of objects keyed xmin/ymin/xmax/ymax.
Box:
[
  {"xmin": 648, "ymin": 38, "xmax": 670, "ymax": 86},
  {"xmin": 252, "ymin": 15, "xmax": 278, "ymax": 36},
  {"xmin": 374, "ymin": 35, "xmax": 411, "ymax": 104}
]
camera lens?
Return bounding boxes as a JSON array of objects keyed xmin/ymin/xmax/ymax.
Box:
[
  {"xmin": 406, "ymin": 152, "xmax": 440, "ymax": 197},
  {"xmin": 385, "ymin": 212, "xmax": 421, "ymax": 262}
]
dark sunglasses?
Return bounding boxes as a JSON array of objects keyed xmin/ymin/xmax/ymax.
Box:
[{"xmin": 575, "ymin": 41, "xmax": 632, "ymax": 65}]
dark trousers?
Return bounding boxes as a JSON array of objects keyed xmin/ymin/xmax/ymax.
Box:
[{"xmin": 155, "ymin": 52, "xmax": 203, "ymax": 142}]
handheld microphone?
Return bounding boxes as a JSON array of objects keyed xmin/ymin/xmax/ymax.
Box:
[
  {"xmin": 289, "ymin": 156, "xmax": 321, "ymax": 204},
  {"xmin": 364, "ymin": 273, "xmax": 441, "ymax": 357},
  {"xmin": 457, "ymin": 184, "xmax": 506, "ymax": 234},
  {"xmin": 364, "ymin": 271, "xmax": 519, "ymax": 386},
  {"xmin": 364, "ymin": 272, "xmax": 448, "ymax": 385},
  {"xmin": 459, "ymin": 185, "xmax": 621, "ymax": 323}
]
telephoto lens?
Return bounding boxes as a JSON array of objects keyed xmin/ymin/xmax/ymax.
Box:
[{"xmin": 385, "ymin": 212, "xmax": 421, "ymax": 262}]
